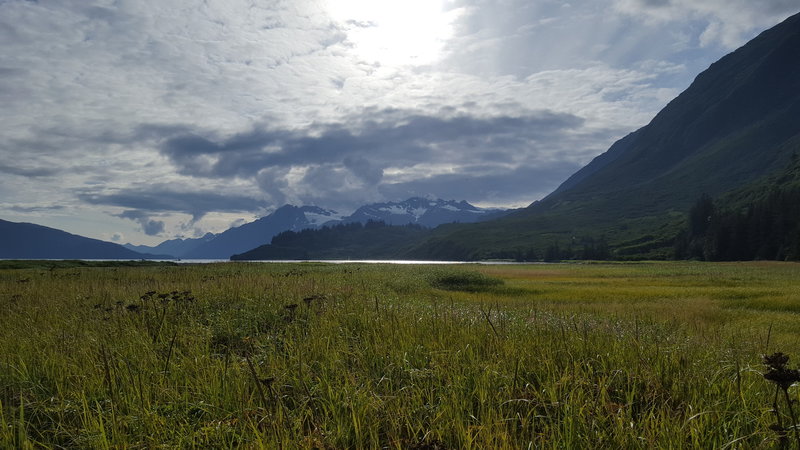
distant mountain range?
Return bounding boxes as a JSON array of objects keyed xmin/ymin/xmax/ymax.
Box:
[
  {"xmin": 124, "ymin": 232, "xmax": 217, "ymax": 257},
  {"xmin": 120, "ymin": 197, "xmax": 509, "ymax": 259},
  {"xmin": 164, "ymin": 205, "xmax": 341, "ymax": 259},
  {"xmin": 0, "ymin": 197, "xmax": 506, "ymax": 260},
  {"xmin": 342, "ymin": 197, "xmax": 509, "ymax": 227},
  {"xmin": 0, "ymin": 219, "xmax": 167, "ymax": 259}
]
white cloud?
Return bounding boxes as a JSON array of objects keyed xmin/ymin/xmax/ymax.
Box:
[
  {"xmin": 0, "ymin": 0, "xmax": 794, "ymax": 244},
  {"xmin": 613, "ymin": 0, "xmax": 798, "ymax": 49}
]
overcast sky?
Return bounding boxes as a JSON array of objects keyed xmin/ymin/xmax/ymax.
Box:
[{"xmin": 1, "ymin": 0, "xmax": 797, "ymax": 245}]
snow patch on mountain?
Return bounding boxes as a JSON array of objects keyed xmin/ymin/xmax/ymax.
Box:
[{"xmin": 300, "ymin": 206, "xmax": 342, "ymax": 227}]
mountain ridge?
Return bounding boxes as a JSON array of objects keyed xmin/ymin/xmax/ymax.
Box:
[
  {"xmin": 0, "ymin": 219, "xmax": 166, "ymax": 259},
  {"xmin": 403, "ymin": 11, "xmax": 800, "ymax": 260},
  {"xmin": 128, "ymin": 197, "xmax": 509, "ymax": 259}
]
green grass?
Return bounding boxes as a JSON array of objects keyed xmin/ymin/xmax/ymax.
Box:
[{"xmin": 2, "ymin": 261, "xmax": 800, "ymax": 448}]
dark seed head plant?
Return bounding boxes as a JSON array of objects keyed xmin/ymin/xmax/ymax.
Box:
[{"xmin": 762, "ymin": 352, "xmax": 800, "ymax": 447}]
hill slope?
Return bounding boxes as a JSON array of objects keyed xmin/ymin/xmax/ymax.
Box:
[
  {"xmin": 0, "ymin": 219, "xmax": 161, "ymax": 259},
  {"xmin": 409, "ymin": 12, "xmax": 800, "ymax": 260},
  {"xmin": 181, "ymin": 205, "xmax": 340, "ymax": 259},
  {"xmin": 675, "ymin": 153, "xmax": 800, "ymax": 261},
  {"xmin": 231, "ymin": 222, "xmax": 428, "ymax": 260}
]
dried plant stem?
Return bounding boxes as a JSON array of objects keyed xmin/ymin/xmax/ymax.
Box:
[
  {"xmin": 782, "ymin": 388, "xmax": 800, "ymax": 448},
  {"xmin": 245, "ymin": 354, "xmax": 269, "ymax": 408},
  {"xmin": 163, "ymin": 330, "xmax": 178, "ymax": 375}
]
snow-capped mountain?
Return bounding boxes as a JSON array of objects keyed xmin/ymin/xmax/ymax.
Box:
[
  {"xmin": 338, "ymin": 197, "xmax": 509, "ymax": 228},
  {"xmin": 133, "ymin": 198, "xmax": 508, "ymax": 259},
  {"xmin": 127, "ymin": 205, "xmax": 341, "ymax": 259},
  {"xmin": 180, "ymin": 205, "xmax": 342, "ymax": 259}
]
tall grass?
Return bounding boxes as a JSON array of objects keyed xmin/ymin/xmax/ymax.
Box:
[{"xmin": 1, "ymin": 261, "xmax": 799, "ymax": 447}]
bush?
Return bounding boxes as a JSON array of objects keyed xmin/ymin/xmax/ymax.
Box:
[{"xmin": 428, "ymin": 270, "xmax": 504, "ymax": 292}]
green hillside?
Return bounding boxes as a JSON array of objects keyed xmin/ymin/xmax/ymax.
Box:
[
  {"xmin": 407, "ymin": 12, "xmax": 800, "ymax": 260},
  {"xmin": 675, "ymin": 153, "xmax": 800, "ymax": 260}
]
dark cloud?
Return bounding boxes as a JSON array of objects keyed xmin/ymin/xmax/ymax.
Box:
[
  {"xmin": 8, "ymin": 205, "xmax": 65, "ymax": 213},
  {"xmin": 343, "ymin": 156, "xmax": 383, "ymax": 185},
  {"xmin": 138, "ymin": 108, "xmax": 602, "ymax": 211},
  {"xmin": 80, "ymin": 188, "xmax": 268, "ymax": 220},
  {"xmin": 637, "ymin": 0, "xmax": 671, "ymax": 6},
  {"xmin": 158, "ymin": 109, "xmax": 585, "ymax": 179},
  {"xmin": 142, "ymin": 220, "xmax": 164, "ymax": 236},
  {"xmin": 142, "ymin": 108, "xmax": 597, "ymax": 210},
  {"xmin": 0, "ymin": 67, "xmax": 26, "ymax": 76},
  {"xmin": 378, "ymin": 163, "xmax": 584, "ymax": 206},
  {"xmin": 255, "ymin": 167, "xmax": 289, "ymax": 205},
  {"xmin": 0, "ymin": 163, "xmax": 59, "ymax": 177},
  {"xmin": 118, "ymin": 210, "xmax": 165, "ymax": 236}
]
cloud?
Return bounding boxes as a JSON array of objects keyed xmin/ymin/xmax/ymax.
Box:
[
  {"xmin": 613, "ymin": 0, "xmax": 798, "ymax": 48},
  {"xmin": 151, "ymin": 108, "xmax": 596, "ymax": 208},
  {"xmin": 0, "ymin": 0, "xmax": 794, "ymax": 244},
  {"xmin": 159, "ymin": 110, "xmax": 586, "ymax": 175},
  {"xmin": 378, "ymin": 163, "xmax": 583, "ymax": 207},
  {"xmin": 229, "ymin": 218, "xmax": 247, "ymax": 228},
  {"xmin": 0, "ymin": 163, "xmax": 59, "ymax": 177},
  {"xmin": 343, "ymin": 156, "xmax": 383, "ymax": 185},
  {"xmin": 7, "ymin": 204, "xmax": 65, "ymax": 213},
  {"xmin": 80, "ymin": 188, "xmax": 268, "ymax": 221},
  {"xmin": 117, "ymin": 210, "xmax": 165, "ymax": 236}
]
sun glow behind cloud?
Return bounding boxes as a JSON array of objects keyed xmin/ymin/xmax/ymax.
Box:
[
  {"xmin": 1, "ymin": 0, "xmax": 796, "ymax": 245},
  {"xmin": 325, "ymin": 0, "xmax": 462, "ymax": 66}
]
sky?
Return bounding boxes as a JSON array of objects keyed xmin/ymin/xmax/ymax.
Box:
[{"xmin": 1, "ymin": 0, "xmax": 797, "ymax": 245}]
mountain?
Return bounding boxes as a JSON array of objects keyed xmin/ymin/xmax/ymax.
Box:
[
  {"xmin": 0, "ymin": 219, "xmax": 165, "ymax": 259},
  {"xmin": 137, "ymin": 198, "xmax": 507, "ymax": 259},
  {"xmin": 337, "ymin": 197, "xmax": 511, "ymax": 227},
  {"xmin": 180, "ymin": 205, "xmax": 341, "ymax": 259},
  {"xmin": 231, "ymin": 221, "xmax": 428, "ymax": 260},
  {"xmin": 405, "ymin": 12, "xmax": 800, "ymax": 260},
  {"xmin": 124, "ymin": 232, "xmax": 216, "ymax": 258},
  {"xmin": 229, "ymin": 197, "xmax": 512, "ymax": 261}
]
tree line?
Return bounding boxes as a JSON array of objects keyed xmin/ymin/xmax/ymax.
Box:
[{"xmin": 674, "ymin": 154, "xmax": 800, "ymax": 261}]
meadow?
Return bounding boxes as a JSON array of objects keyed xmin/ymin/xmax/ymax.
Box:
[{"xmin": 2, "ymin": 260, "xmax": 800, "ymax": 448}]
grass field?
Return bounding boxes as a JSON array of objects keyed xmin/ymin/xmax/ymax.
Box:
[{"xmin": 2, "ymin": 261, "xmax": 800, "ymax": 448}]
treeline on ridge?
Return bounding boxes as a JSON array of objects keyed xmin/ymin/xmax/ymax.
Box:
[{"xmin": 231, "ymin": 221, "xmax": 428, "ymax": 260}]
